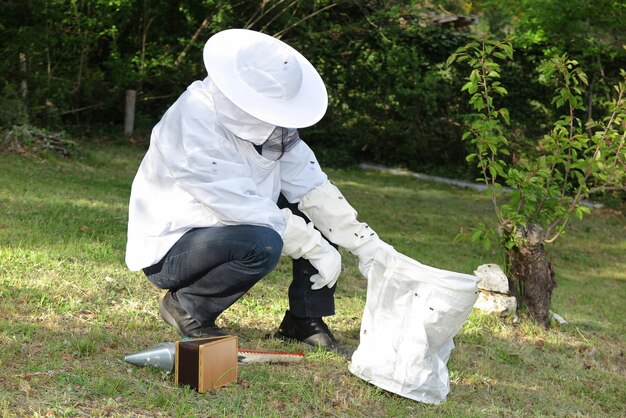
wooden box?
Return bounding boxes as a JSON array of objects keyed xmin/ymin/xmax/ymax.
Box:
[{"xmin": 174, "ymin": 336, "xmax": 238, "ymax": 393}]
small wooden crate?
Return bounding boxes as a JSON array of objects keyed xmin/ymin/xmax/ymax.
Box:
[{"xmin": 174, "ymin": 336, "xmax": 238, "ymax": 393}]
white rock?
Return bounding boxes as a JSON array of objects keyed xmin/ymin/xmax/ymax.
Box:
[
  {"xmin": 474, "ymin": 292, "xmax": 517, "ymax": 317},
  {"xmin": 474, "ymin": 264, "xmax": 510, "ymax": 294}
]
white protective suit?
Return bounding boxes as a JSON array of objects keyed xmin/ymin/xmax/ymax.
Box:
[{"xmin": 125, "ymin": 78, "xmax": 330, "ymax": 271}]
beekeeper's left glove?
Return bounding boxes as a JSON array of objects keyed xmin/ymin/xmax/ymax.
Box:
[
  {"xmin": 280, "ymin": 208, "xmax": 341, "ymax": 289},
  {"xmin": 351, "ymin": 237, "xmax": 383, "ymax": 278}
]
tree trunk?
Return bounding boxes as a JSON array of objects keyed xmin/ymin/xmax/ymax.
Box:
[{"xmin": 505, "ymin": 222, "xmax": 556, "ymax": 327}]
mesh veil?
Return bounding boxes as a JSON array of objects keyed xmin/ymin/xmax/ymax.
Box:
[{"xmin": 254, "ymin": 127, "xmax": 301, "ymax": 160}]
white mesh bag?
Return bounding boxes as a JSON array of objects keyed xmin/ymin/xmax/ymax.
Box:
[{"xmin": 349, "ymin": 246, "xmax": 479, "ymax": 404}]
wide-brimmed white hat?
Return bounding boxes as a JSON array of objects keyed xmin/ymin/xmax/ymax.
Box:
[{"xmin": 203, "ymin": 29, "xmax": 328, "ymax": 129}]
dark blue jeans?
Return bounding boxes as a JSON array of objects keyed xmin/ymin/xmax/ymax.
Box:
[
  {"xmin": 143, "ymin": 196, "xmax": 336, "ymax": 325},
  {"xmin": 279, "ymin": 194, "xmax": 337, "ymax": 319}
]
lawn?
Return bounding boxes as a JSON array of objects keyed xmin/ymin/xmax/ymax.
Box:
[{"xmin": 0, "ymin": 141, "xmax": 624, "ymax": 417}]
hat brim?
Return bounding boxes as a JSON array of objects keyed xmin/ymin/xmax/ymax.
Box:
[{"xmin": 203, "ymin": 29, "xmax": 328, "ymax": 129}]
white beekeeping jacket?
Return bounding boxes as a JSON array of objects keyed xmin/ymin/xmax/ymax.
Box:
[{"xmin": 125, "ymin": 79, "xmax": 328, "ymax": 271}]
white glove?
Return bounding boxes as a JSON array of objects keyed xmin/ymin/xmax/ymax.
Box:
[
  {"xmin": 352, "ymin": 237, "xmax": 381, "ymax": 278},
  {"xmin": 352, "ymin": 238, "xmax": 396, "ymax": 277},
  {"xmin": 307, "ymin": 243, "xmax": 342, "ymax": 290},
  {"xmin": 298, "ymin": 182, "xmax": 391, "ymax": 278},
  {"xmin": 280, "ymin": 208, "xmax": 341, "ymax": 289}
]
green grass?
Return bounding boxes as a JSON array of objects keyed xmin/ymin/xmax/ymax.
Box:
[{"xmin": 0, "ymin": 142, "xmax": 624, "ymax": 417}]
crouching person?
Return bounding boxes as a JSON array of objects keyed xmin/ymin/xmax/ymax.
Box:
[{"xmin": 125, "ymin": 29, "xmax": 382, "ymax": 358}]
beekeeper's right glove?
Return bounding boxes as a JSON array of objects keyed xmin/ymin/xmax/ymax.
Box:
[{"xmin": 280, "ymin": 208, "xmax": 341, "ymax": 290}]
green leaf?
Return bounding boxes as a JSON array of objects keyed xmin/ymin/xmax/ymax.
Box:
[
  {"xmin": 501, "ymin": 43, "xmax": 514, "ymax": 59},
  {"xmin": 493, "ymin": 86, "xmax": 508, "ymax": 96},
  {"xmin": 575, "ymin": 205, "xmax": 591, "ymax": 220},
  {"xmin": 555, "ymin": 97, "xmax": 565, "ymax": 108},
  {"xmin": 500, "ymin": 108, "xmax": 511, "ymax": 125},
  {"xmin": 504, "ymin": 239, "xmax": 516, "ymax": 249}
]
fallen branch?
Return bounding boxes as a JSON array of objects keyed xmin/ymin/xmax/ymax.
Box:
[{"xmin": 58, "ymin": 102, "xmax": 103, "ymax": 116}]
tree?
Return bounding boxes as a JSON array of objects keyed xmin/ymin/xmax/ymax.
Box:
[
  {"xmin": 448, "ymin": 37, "xmax": 626, "ymax": 326},
  {"xmin": 474, "ymin": 0, "xmax": 626, "ymax": 133}
]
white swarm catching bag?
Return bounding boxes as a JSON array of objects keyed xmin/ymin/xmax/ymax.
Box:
[{"xmin": 349, "ymin": 246, "xmax": 479, "ymax": 404}]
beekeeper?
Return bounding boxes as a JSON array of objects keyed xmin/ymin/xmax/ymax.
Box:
[{"xmin": 125, "ymin": 29, "xmax": 382, "ymax": 358}]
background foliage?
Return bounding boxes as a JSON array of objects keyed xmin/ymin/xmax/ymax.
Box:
[{"xmin": 1, "ymin": 0, "xmax": 625, "ymax": 175}]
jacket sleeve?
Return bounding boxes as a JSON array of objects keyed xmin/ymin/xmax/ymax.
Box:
[
  {"xmin": 153, "ymin": 93, "xmax": 286, "ymax": 234},
  {"xmin": 278, "ymin": 139, "xmax": 328, "ymax": 203}
]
